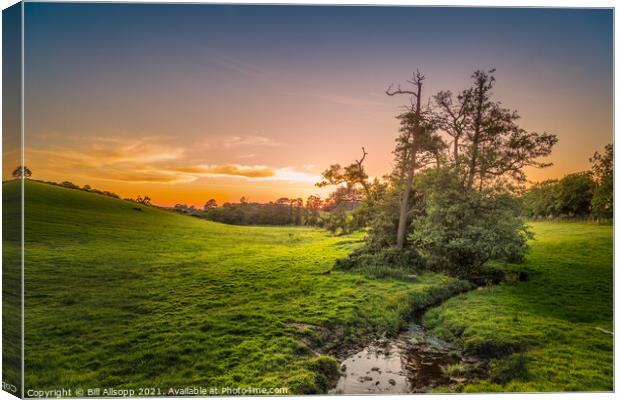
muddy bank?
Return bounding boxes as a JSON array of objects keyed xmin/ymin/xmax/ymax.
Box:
[
  {"xmin": 325, "ymin": 280, "xmax": 497, "ymax": 394},
  {"xmin": 329, "ymin": 318, "xmax": 483, "ymax": 394}
]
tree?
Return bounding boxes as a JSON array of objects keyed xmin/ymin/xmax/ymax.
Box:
[
  {"xmin": 346, "ymin": 68, "xmax": 558, "ymax": 278},
  {"xmin": 553, "ymin": 173, "xmax": 595, "ymax": 217},
  {"xmin": 317, "ymin": 147, "xmax": 371, "ymax": 196},
  {"xmin": 386, "ymin": 71, "xmax": 427, "ymax": 249},
  {"xmin": 305, "ymin": 195, "xmax": 323, "ymax": 226},
  {"xmin": 136, "ymin": 195, "xmax": 152, "ymax": 206},
  {"xmin": 434, "ymin": 69, "xmax": 557, "ymax": 191},
  {"xmin": 203, "ymin": 199, "xmax": 218, "ymax": 210},
  {"xmin": 521, "ymin": 180, "xmax": 560, "ymax": 218},
  {"xmin": 590, "ymin": 144, "xmax": 613, "ymax": 219},
  {"xmin": 12, "ymin": 165, "xmax": 32, "ymax": 179}
]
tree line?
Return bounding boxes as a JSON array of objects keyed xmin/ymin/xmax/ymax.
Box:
[
  {"xmin": 522, "ymin": 144, "xmax": 612, "ymax": 220},
  {"xmin": 173, "ymin": 194, "xmax": 361, "ymax": 231}
]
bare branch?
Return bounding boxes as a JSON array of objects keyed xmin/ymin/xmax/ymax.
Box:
[{"xmin": 356, "ymin": 147, "xmax": 368, "ymax": 167}]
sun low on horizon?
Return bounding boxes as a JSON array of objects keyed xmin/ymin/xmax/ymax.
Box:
[{"xmin": 7, "ymin": 4, "xmax": 612, "ymax": 207}]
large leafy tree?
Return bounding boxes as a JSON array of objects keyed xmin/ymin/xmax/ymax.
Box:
[{"xmin": 360, "ymin": 69, "xmax": 557, "ymax": 277}]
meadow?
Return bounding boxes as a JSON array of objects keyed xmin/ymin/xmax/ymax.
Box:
[
  {"xmin": 9, "ymin": 180, "xmax": 613, "ymax": 393},
  {"xmin": 18, "ymin": 180, "xmax": 467, "ymax": 393},
  {"xmin": 425, "ymin": 222, "xmax": 613, "ymax": 391}
]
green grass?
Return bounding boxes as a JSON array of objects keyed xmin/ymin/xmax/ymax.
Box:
[
  {"xmin": 424, "ymin": 221, "xmax": 613, "ymax": 392},
  {"xmin": 3, "ymin": 179, "xmax": 22, "ymax": 395},
  {"xmin": 15, "ymin": 180, "xmax": 468, "ymax": 394}
]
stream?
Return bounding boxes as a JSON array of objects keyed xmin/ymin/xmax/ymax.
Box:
[{"xmin": 330, "ymin": 321, "xmax": 471, "ymax": 394}]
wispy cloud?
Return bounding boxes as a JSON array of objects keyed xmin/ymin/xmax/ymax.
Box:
[
  {"xmin": 30, "ymin": 137, "xmax": 184, "ymax": 169},
  {"xmin": 222, "ymin": 135, "xmax": 282, "ymax": 148},
  {"xmin": 169, "ymin": 164, "xmax": 320, "ymax": 183},
  {"xmin": 172, "ymin": 164, "xmax": 275, "ymax": 178},
  {"xmin": 28, "ymin": 135, "xmax": 318, "ymax": 185}
]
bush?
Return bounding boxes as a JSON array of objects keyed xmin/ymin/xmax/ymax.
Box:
[
  {"xmin": 335, "ymin": 247, "xmax": 424, "ymax": 279},
  {"xmin": 411, "ymin": 170, "xmax": 531, "ymax": 277}
]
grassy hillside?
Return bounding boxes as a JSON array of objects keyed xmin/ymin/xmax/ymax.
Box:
[
  {"xmin": 424, "ymin": 222, "xmax": 613, "ymax": 391},
  {"xmin": 17, "ymin": 180, "xmax": 468, "ymax": 393}
]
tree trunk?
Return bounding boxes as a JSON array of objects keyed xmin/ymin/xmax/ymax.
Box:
[
  {"xmin": 395, "ymin": 81, "xmax": 423, "ymax": 249},
  {"xmin": 467, "ymin": 81, "xmax": 485, "ymax": 190},
  {"xmin": 395, "ymin": 151, "xmax": 416, "ymax": 248}
]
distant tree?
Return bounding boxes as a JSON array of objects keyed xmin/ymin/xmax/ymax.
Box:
[
  {"xmin": 83, "ymin": 184, "xmax": 92, "ymax": 191},
  {"xmin": 305, "ymin": 195, "xmax": 323, "ymax": 226},
  {"xmin": 61, "ymin": 181, "xmax": 79, "ymax": 189},
  {"xmin": 12, "ymin": 165, "xmax": 32, "ymax": 179},
  {"xmin": 590, "ymin": 144, "xmax": 613, "ymax": 219},
  {"xmin": 203, "ymin": 199, "xmax": 218, "ymax": 210},
  {"xmin": 135, "ymin": 195, "xmax": 151, "ymax": 206},
  {"xmin": 174, "ymin": 204, "xmax": 188, "ymax": 211},
  {"xmin": 554, "ymin": 173, "xmax": 595, "ymax": 217},
  {"xmin": 521, "ymin": 180, "xmax": 560, "ymax": 218}
]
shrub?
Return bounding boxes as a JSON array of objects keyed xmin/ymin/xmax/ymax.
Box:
[
  {"xmin": 411, "ymin": 170, "xmax": 531, "ymax": 277},
  {"xmin": 335, "ymin": 247, "xmax": 424, "ymax": 279}
]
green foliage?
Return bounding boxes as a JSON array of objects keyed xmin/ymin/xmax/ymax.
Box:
[
  {"xmin": 553, "ymin": 172, "xmax": 595, "ymax": 216},
  {"xmin": 522, "ymin": 144, "xmax": 613, "ymax": 220},
  {"xmin": 201, "ymin": 198, "xmax": 305, "ymax": 226},
  {"xmin": 15, "ymin": 180, "xmax": 467, "ymax": 393},
  {"xmin": 351, "ymin": 69, "xmax": 557, "ymax": 279},
  {"xmin": 424, "ymin": 222, "xmax": 613, "ymax": 391},
  {"xmin": 522, "ymin": 173, "xmax": 596, "ymax": 218},
  {"xmin": 590, "ymin": 144, "xmax": 613, "ymax": 219},
  {"xmin": 411, "ymin": 169, "xmax": 531, "ymax": 277},
  {"xmin": 592, "ymin": 176, "xmax": 613, "ymax": 219},
  {"xmin": 335, "ymin": 247, "xmax": 424, "ymax": 279}
]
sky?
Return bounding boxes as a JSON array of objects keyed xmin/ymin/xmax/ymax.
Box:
[{"xmin": 17, "ymin": 3, "xmax": 613, "ymax": 207}]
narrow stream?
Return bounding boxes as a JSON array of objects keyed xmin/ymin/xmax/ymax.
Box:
[{"xmin": 330, "ymin": 321, "xmax": 464, "ymax": 394}]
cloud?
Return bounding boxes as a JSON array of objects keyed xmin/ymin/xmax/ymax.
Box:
[
  {"xmin": 169, "ymin": 164, "xmax": 320, "ymax": 183},
  {"xmin": 30, "ymin": 138, "xmax": 184, "ymax": 169},
  {"xmin": 222, "ymin": 135, "xmax": 282, "ymax": 148},
  {"xmin": 27, "ymin": 135, "xmax": 318, "ymax": 185},
  {"xmin": 94, "ymin": 171, "xmax": 196, "ymax": 184},
  {"xmin": 172, "ymin": 164, "xmax": 275, "ymax": 178}
]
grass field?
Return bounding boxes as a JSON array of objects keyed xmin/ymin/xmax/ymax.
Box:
[
  {"xmin": 17, "ymin": 180, "xmax": 469, "ymax": 394},
  {"xmin": 7, "ymin": 180, "xmax": 613, "ymax": 393},
  {"xmin": 424, "ymin": 221, "xmax": 613, "ymax": 392}
]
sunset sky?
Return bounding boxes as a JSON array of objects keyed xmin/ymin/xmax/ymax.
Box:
[{"xmin": 19, "ymin": 4, "xmax": 612, "ymax": 207}]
